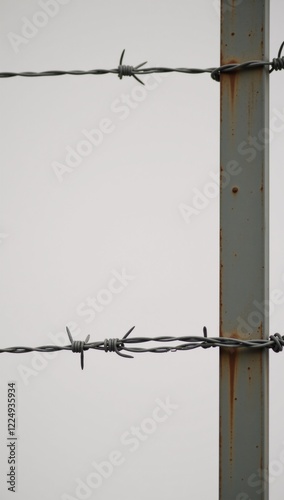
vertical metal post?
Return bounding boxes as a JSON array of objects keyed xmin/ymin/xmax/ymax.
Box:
[{"xmin": 219, "ymin": 1, "xmax": 269, "ymax": 499}]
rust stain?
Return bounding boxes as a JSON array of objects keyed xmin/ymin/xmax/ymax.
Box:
[
  {"xmin": 220, "ymin": 227, "xmax": 223, "ymax": 333},
  {"xmin": 219, "ymin": 414, "xmax": 222, "ymax": 487},
  {"xmin": 229, "ymin": 349, "xmax": 237, "ymax": 422},
  {"xmin": 221, "ymin": 330, "xmax": 248, "ymax": 466},
  {"xmin": 220, "ymin": 5, "xmax": 268, "ymax": 491},
  {"xmin": 221, "ymin": 346, "xmax": 267, "ymax": 481},
  {"xmin": 229, "ymin": 71, "xmax": 237, "ymax": 112},
  {"xmin": 225, "ymin": 347, "xmax": 238, "ymax": 466},
  {"xmin": 220, "ymin": 60, "xmax": 239, "ymax": 117}
]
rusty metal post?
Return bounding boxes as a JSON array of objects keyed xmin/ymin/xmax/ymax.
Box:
[{"xmin": 219, "ymin": 1, "xmax": 269, "ymax": 499}]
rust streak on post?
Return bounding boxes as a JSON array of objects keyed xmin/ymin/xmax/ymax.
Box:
[{"xmin": 219, "ymin": 0, "xmax": 269, "ymax": 498}]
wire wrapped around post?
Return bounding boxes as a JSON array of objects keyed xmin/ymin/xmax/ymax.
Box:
[
  {"xmin": 0, "ymin": 327, "xmax": 284, "ymax": 370},
  {"xmin": 0, "ymin": 43, "xmax": 283, "ymax": 83}
]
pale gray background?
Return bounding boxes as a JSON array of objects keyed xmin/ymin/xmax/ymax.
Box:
[{"xmin": 0, "ymin": 1, "xmax": 283, "ymax": 499}]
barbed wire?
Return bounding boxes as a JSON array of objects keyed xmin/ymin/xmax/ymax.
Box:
[
  {"xmin": 0, "ymin": 326, "xmax": 283, "ymax": 370},
  {"xmin": 0, "ymin": 43, "xmax": 283, "ymax": 84}
]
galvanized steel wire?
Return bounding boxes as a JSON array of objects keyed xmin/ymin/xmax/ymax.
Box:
[
  {"xmin": 1, "ymin": 42, "xmax": 284, "ymax": 370},
  {"xmin": 1, "ymin": 327, "xmax": 284, "ymax": 370},
  {"xmin": 0, "ymin": 43, "xmax": 283, "ymax": 83}
]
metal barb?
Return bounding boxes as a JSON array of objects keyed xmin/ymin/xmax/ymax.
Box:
[
  {"xmin": 269, "ymin": 41, "xmax": 284, "ymax": 73},
  {"xmin": 0, "ymin": 42, "xmax": 283, "ymax": 81},
  {"xmin": 66, "ymin": 326, "xmax": 90, "ymax": 370},
  {"xmin": 119, "ymin": 49, "xmax": 126, "ymax": 66},
  {"xmin": 1, "ymin": 328, "xmax": 284, "ymax": 365},
  {"xmin": 123, "ymin": 326, "xmax": 136, "ymax": 339},
  {"xmin": 103, "ymin": 327, "xmax": 135, "ymax": 359},
  {"xmin": 278, "ymin": 41, "xmax": 284, "ymax": 58},
  {"xmin": 118, "ymin": 50, "xmax": 147, "ymax": 85}
]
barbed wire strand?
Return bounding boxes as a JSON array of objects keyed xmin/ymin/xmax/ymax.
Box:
[
  {"xmin": 0, "ymin": 42, "xmax": 283, "ymax": 83},
  {"xmin": 0, "ymin": 327, "xmax": 283, "ymax": 370}
]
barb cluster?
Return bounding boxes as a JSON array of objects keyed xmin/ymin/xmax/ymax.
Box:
[
  {"xmin": 0, "ymin": 327, "xmax": 283, "ymax": 370},
  {"xmin": 0, "ymin": 43, "xmax": 283, "ymax": 83}
]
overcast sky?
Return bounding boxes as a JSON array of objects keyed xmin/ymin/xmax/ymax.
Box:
[{"xmin": 0, "ymin": 1, "xmax": 284, "ymax": 499}]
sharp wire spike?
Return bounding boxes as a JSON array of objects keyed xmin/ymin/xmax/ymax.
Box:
[
  {"xmin": 119, "ymin": 49, "xmax": 125, "ymax": 65},
  {"xmin": 123, "ymin": 326, "xmax": 135, "ymax": 339},
  {"xmin": 134, "ymin": 61, "xmax": 148, "ymax": 70},
  {"xmin": 1, "ymin": 329, "xmax": 284, "ymax": 359},
  {"xmin": 133, "ymin": 75, "xmax": 145, "ymax": 85},
  {"xmin": 66, "ymin": 326, "xmax": 73, "ymax": 343},
  {"xmin": 115, "ymin": 346, "xmax": 134, "ymax": 359},
  {"xmin": 1, "ymin": 43, "xmax": 284, "ymax": 81}
]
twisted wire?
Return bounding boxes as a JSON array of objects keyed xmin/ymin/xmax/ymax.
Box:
[
  {"xmin": 0, "ymin": 327, "xmax": 283, "ymax": 370},
  {"xmin": 0, "ymin": 43, "xmax": 283, "ymax": 83}
]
